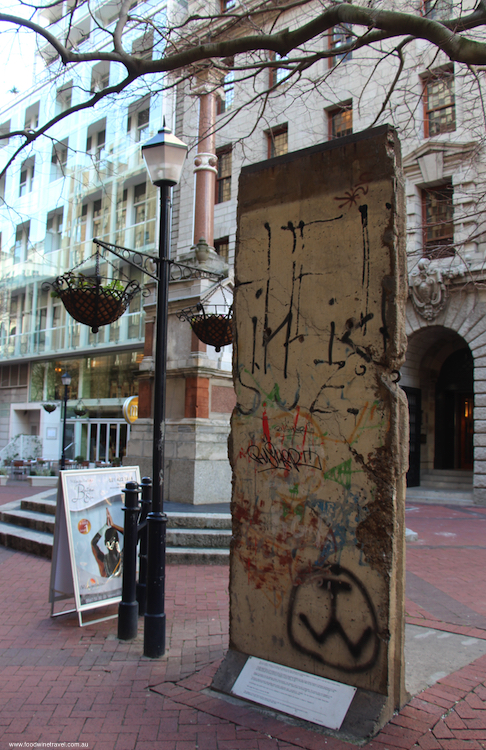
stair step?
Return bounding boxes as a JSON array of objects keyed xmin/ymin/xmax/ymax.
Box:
[
  {"xmin": 0, "ymin": 506, "xmax": 55, "ymax": 534},
  {"xmin": 0, "ymin": 499, "xmax": 231, "ymax": 564},
  {"xmin": 21, "ymin": 497, "xmax": 57, "ymax": 516},
  {"xmin": 166, "ymin": 528, "xmax": 231, "ymax": 548},
  {"xmin": 421, "ymin": 480, "xmax": 473, "ymax": 489},
  {"xmin": 0, "ymin": 521, "xmax": 53, "ymax": 559},
  {"xmin": 406, "ymin": 487, "xmax": 474, "ymax": 505},
  {"xmin": 166, "ymin": 547, "xmax": 229, "ymax": 565},
  {"xmin": 166, "ymin": 512, "xmax": 231, "ymax": 530},
  {"xmin": 421, "ymin": 469, "xmax": 473, "ymax": 476}
]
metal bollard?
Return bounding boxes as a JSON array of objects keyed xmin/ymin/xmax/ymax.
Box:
[
  {"xmin": 137, "ymin": 476, "xmax": 152, "ymax": 616},
  {"xmin": 118, "ymin": 481, "xmax": 140, "ymax": 640}
]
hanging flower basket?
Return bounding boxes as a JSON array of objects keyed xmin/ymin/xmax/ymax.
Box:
[
  {"xmin": 46, "ymin": 247, "xmax": 141, "ymax": 334},
  {"xmin": 179, "ymin": 302, "xmax": 233, "ymax": 352},
  {"xmin": 42, "ymin": 403, "xmax": 57, "ymax": 414},
  {"xmin": 73, "ymin": 400, "xmax": 87, "ymax": 417}
]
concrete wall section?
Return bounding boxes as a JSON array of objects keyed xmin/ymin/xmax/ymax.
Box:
[{"xmin": 228, "ymin": 127, "xmax": 408, "ymax": 712}]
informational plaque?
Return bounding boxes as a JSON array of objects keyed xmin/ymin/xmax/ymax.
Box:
[
  {"xmin": 231, "ymin": 656, "xmax": 356, "ymax": 730},
  {"xmin": 49, "ymin": 466, "xmax": 141, "ymax": 626}
]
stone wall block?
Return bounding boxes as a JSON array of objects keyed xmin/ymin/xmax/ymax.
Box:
[{"xmin": 219, "ymin": 127, "xmax": 408, "ymax": 728}]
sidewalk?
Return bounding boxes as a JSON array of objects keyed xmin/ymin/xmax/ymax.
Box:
[{"xmin": 1, "ymin": 498, "xmax": 486, "ymax": 749}]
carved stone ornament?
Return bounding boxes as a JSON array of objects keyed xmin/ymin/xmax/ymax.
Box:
[
  {"xmin": 194, "ymin": 152, "xmax": 218, "ymax": 174},
  {"xmin": 409, "ymin": 258, "xmax": 449, "ymax": 320}
]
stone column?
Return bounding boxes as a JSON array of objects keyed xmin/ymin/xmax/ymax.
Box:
[{"xmin": 193, "ymin": 90, "xmax": 218, "ymax": 247}]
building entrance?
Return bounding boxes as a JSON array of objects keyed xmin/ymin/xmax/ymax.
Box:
[
  {"xmin": 71, "ymin": 420, "xmax": 129, "ymax": 464},
  {"xmin": 434, "ymin": 347, "xmax": 473, "ymax": 471}
]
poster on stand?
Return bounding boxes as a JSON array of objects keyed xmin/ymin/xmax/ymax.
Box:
[{"xmin": 49, "ymin": 466, "xmax": 141, "ymax": 626}]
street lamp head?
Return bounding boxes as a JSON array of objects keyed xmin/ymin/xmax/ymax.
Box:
[
  {"xmin": 61, "ymin": 372, "xmax": 71, "ymax": 387},
  {"xmin": 141, "ymin": 124, "xmax": 188, "ymax": 187}
]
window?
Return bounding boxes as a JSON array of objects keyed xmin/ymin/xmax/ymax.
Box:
[
  {"xmin": 90, "ymin": 62, "xmax": 110, "ymax": 93},
  {"xmin": 423, "ymin": 0, "xmax": 453, "ymax": 19},
  {"xmin": 67, "ymin": 19, "xmax": 90, "ymax": 49},
  {"xmin": 36, "ymin": 305, "xmax": 47, "ymax": 350},
  {"xmin": 14, "ymin": 222, "xmax": 30, "ymax": 264},
  {"xmin": 423, "ymin": 69, "xmax": 455, "ymax": 137},
  {"xmin": 24, "ymin": 103, "xmax": 39, "ymax": 131},
  {"xmin": 50, "ymin": 140, "xmax": 68, "ymax": 180},
  {"xmin": 328, "ymin": 102, "xmax": 353, "ymax": 139},
  {"xmin": 132, "ymin": 32, "xmax": 153, "ymax": 60},
  {"xmin": 0, "ymin": 120, "xmax": 9, "ymax": 148},
  {"xmin": 214, "ymin": 237, "xmax": 229, "ymax": 262},
  {"xmin": 127, "ymin": 97, "xmax": 150, "ymax": 142},
  {"xmin": 19, "ymin": 158, "xmax": 35, "ymax": 196},
  {"xmin": 133, "ymin": 183, "xmax": 147, "ymax": 225},
  {"xmin": 116, "ymin": 188, "xmax": 128, "ymax": 238},
  {"xmin": 221, "ymin": 0, "xmax": 236, "ymax": 11},
  {"xmin": 216, "ymin": 146, "xmax": 232, "ymax": 203},
  {"xmin": 78, "ymin": 204, "xmax": 88, "ymax": 243},
  {"xmin": 0, "ymin": 364, "xmax": 28, "ymax": 388},
  {"xmin": 422, "ymin": 183, "xmax": 454, "ymax": 259},
  {"xmin": 86, "ymin": 121, "xmax": 106, "ymax": 162},
  {"xmin": 268, "ymin": 53, "xmax": 288, "ymax": 88},
  {"xmin": 329, "ymin": 25, "xmax": 353, "ymax": 67},
  {"xmin": 267, "ymin": 125, "xmax": 288, "ymax": 158},
  {"xmin": 77, "ymin": 199, "xmax": 104, "ymax": 242},
  {"xmin": 217, "ymin": 71, "xmax": 235, "ymax": 114},
  {"xmin": 56, "ymin": 83, "xmax": 73, "ymax": 114},
  {"xmin": 92, "ymin": 199, "xmax": 103, "ymax": 238},
  {"xmin": 133, "ymin": 183, "xmax": 149, "ymax": 248},
  {"xmin": 45, "ymin": 210, "xmax": 63, "ymax": 253}
]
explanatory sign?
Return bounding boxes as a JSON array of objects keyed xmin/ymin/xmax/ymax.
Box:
[
  {"xmin": 231, "ymin": 657, "xmax": 356, "ymax": 730},
  {"xmin": 49, "ymin": 466, "xmax": 141, "ymax": 626}
]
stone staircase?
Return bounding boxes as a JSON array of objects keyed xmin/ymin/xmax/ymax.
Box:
[
  {"xmin": 0, "ymin": 493, "xmax": 231, "ymax": 563},
  {"xmin": 407, "ymin": 469, "xmax": 474, "ymax": 504}
]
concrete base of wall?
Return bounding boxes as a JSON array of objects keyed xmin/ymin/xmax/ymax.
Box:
[
  {"xmin": 212, "ymin": 649, "xmax": 391, "ymax": 741},
  {"xmin": 124, "ymin": 417, "xmax": 231, "ymax": 505}
]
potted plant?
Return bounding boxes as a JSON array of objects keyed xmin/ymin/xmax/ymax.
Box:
[{"xmin": 0, "ymin": 467, "xmax": 8, "ymax": 486}]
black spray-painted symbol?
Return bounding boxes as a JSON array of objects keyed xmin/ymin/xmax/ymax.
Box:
[{"xmin": 287, "ymin": 564, "xmax": 380, "ymax": 673}]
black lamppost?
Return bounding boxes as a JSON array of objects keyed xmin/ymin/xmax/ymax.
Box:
[
  {"xmin": 141, "ymin": 124, "xmax": 188, "ymax": 658},
  {"xmin": 60, "ymin": 371, "xmax": 71, "ymax": 471}
]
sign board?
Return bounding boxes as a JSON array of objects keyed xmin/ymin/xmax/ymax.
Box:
[
  {"xmin": 123, "ymin": 396, "xmax": 139, "ymax": 424},
  {"xmin": 49, "ymin": 466, "xmax": 141, "ymax": 626},
  {"xmin": 232, "ymin": 656, "xmax": 356, "ymax": 730}
]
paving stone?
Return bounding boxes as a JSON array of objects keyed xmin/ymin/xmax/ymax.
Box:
[{"xmin": 2, "ymin": 499, "xmax": 486, "ymax": 749}]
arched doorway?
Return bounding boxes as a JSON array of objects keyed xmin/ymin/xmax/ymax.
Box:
[{"xmin": 401, "ymin": 326, "xmax": 474, "ymax": 487}]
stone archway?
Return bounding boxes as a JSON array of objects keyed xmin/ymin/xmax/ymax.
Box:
[
  {"xmin": 401, "ymin": 325, "xmax": 472, "ymax": 486},
  {"xmin": 403, "ymin": 288, "xmax": 486, "ymax": 503}
]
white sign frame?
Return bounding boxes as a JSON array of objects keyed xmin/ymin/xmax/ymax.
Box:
[{"xmin": 49, "ymin": 466, "xmax": 141, "ymax": 627}]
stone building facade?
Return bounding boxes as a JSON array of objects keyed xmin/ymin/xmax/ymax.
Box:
[{"xmin": 1, "ymin": 0, "xmax": 485, "ymax": 502}]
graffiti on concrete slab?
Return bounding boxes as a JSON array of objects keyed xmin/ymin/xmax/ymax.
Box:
[
  {"xmin": 230, "ymin": 150, "xmax": 403, "ymax": 690},
  {"xmin": 287, "ymin": 565, "xmax": 380, "ymax": 672}
]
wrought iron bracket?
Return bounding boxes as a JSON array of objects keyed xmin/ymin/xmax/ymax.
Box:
[{"xmin": 93, "ymin": 239, "xmax": 225, "ymax": 284}]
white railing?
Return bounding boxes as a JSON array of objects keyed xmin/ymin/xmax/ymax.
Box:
[{"xmin": 0, "ymin": 434, "xmax": 43, "ymax": 465}]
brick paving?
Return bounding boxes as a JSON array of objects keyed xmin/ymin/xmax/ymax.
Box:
[{"xmin": 0, "ymin": 498, "xmax": 486, "ymax": 749}]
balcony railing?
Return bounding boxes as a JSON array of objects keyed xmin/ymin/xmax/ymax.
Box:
[{"xmin": 0, "ymin": 310, "xmax": 144, "ymax": 361}]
